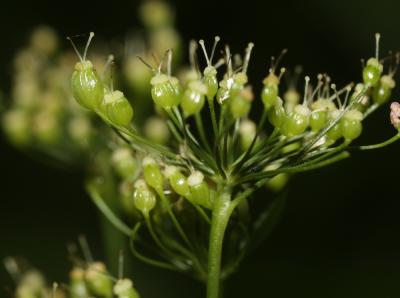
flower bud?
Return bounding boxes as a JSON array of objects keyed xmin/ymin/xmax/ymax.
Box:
[
  {"xmin": 150, "ymin": 74, "xmax": 181, "ymax": 108},
  {"xmin": 114, "ymin": 278, "xmax": 140, "ymax": 298},
  {"xmin": 111, "ymin": 148, "xmax": 137, "ymax": 179},
  {"xmin": 85, "ymin": 262, "xmax": 113, "ymax": 298},
  {"xmin": 181, "ymin": 80, "xmax": 207, "ymax": 116},
  {"xmin": 70, "ymin": 267, "xmax": 89, "ymax": 298},
  {"xmin": 362, "ymin": 58, "xmax": 383, "ymax": 86},
  {"xmin": 71, "ymin": 61, "xmax": 104, "ymax": 111},
  {"xmin": 139, "ymin": 0, "xmax": 174, "ymax": 29},
  {"xmin": 102, "ymin": 90, "xmax": 133, "ymax": 126},
  {"xmin": 164, "ymin": 166, "xmax": 191, "ymax": 198},
  {"xmin": 187, "ymin": 171, "xmax": 212, "ymax": 208},
  {"xmin": 133, "ymin": 179, "xmax": 157, "ymax": 217},
  {"xmin": 340, "ymin": 109, "xmax": 363, "ymax": 140}
]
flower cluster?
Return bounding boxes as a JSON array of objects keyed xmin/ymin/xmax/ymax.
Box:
[{"xmin": 69, "ymin": 28, "xmax": 400, "ymax": 298}]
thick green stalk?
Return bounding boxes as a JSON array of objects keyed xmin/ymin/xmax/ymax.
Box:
[{"xmin": 207, "ymin": 191, "xmax": 233, "ymax": 298}]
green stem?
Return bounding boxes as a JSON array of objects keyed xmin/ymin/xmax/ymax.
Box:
[
  {"xmin": 195, "ymin": 112, "xmax": 212, "ymax": 153},
  {"xmin": 355, "ymin": 133, "xmax": 400, "ymax": 150},
  {"xmin": 208, "ymin": 97, "xmax": 219, "ymax": 139},
  {"xmin": 207, "ymin": 191, "xmax": 233, "ymax": 298}
]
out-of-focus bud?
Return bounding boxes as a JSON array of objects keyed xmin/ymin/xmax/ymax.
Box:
[
  {"xmin": 33, "ymin": 110, "xmax": 61, "ymax": 144},
  {"xmin": 68, "ymin": 115, "xmax": 92, "ymax": 147},
  {"xmin": 2, "ymin": 109, "xmax": 31, "ymax": 145},
  {"xmin": 30, "ymin": 26, "xmax": 59, "ymax": 56},
  {"xmin": 239, "ymin": 119, "xmax": 256, "ymax": 150},
  {"xmin": 114, "ymin": 278, "xmax": 140, "ymax": 298},
  {"xmin": 139, "ymin": 0, "xmax": 174, "ymax": 29},
  {"xmin": 69, "ymin": 267, "xmax": 89, "ymax": 298},
  {"xmin": 85, "ymin": 262, "xmax": 113, "ymax": 298},
  {"xmin": 144, "ymin": 116, "xmax": 170, "ymax": 144},
  {"xmin": 111, "ymin": 148, "xmax": 137, "ymax": 179}
]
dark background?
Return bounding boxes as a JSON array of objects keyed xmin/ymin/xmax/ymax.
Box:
[{"xmin": 1, "ymin": 0, "xmax": 400, "ymax": 297}]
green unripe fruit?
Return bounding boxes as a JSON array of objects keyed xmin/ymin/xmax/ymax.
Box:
[
  {"xmin": 340, "ymin": 109, "xmax": 363, "ymax": 140},
  {"xmin": 309, "ymin": 98, "xmax": 335, "ymax": 132},
  {"xmin": 71, "ymin": 61, "xmax": 104, "ymax": 110},
  {"xmin": 229, "ymin": 87, "xmax": 253, "ymax": 118},
  {"xmin": 70, "ymin": 268, "xmax": 89, "ymax": 298},
  {"xmin": 187, "ymin": 171, "xmax": 212, "ymax": 209},
  {"xmin": 362, "ymin": 58, "xmax": 383, "ymax": 86},
  {"xmin": 267, "ymin": 97, "xmax": 285, "ymax": 128},
  {"xmin": 203, "ymin": 66, "xmax": 218, "ymax": 99},
  {"xmin": 103, "ymin": 90, "xmax": 133, "ymax": 126},
  {"xmin": 181, "ymin": 80, "xmax": 207, "ymax": 116},
  {"xmin": 164, "ymin": 166, "xmax": 191, "ymax": 198},
  {"xmin": 133, "ymin": 180, "xmax": 157, "ymax": 217},
  {"xmin": 114, "ymin": 279, "xmax": 140, "ymax": 298},
  {"xmin": 350, "ymin": 83, "xmax": 370, "ymax": 112},
  {"xmin": 85, "ymin": 262, "xmax": 113, "ymax": 298},
  {"xmin": 372, "ymin": 75, "xmax": 395, "ymax": 105},
  {"xmin": 111, "ymin": 148, "xmax": 137, "ymax": 179},
  {"xmin": 150, "ymin": 74, "xmax": 181, "ymax": 108},
  {"xmin": 326, "ymin": 110, "xmax": 342, "ymax": 141},
  {"xmin": 310, "ymin": 110, "xmax": 327, "ymax": 132},
  {"xmin": 281, "ymin": 104, "xmax": 310, "ymax": 137},
  {"xmin": 142, "ymin": 157, "xmax": 163, "ymax": 192},
  {"xmin": 261, "ymin": 74, "xmax": 279, "ymax": 110},
  {"xmin": 239, "ymin": 119, "xmax": 256, "ymax": 150}
]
